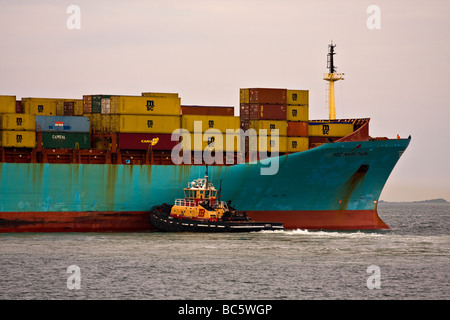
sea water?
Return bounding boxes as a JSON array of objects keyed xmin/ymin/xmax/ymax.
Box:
[{"xmin": 0, "ymin": 202, "xmax": 448, "ymax": 300}]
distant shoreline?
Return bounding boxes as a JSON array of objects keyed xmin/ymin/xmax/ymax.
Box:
[{"xmin": 379, "ymin": 198, "xmax": 449, "ymax": 204}]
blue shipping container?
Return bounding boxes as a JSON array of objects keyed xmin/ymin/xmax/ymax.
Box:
[{"xmin": 35, "ymin": 116, "xmax": 90, "ymax": 133}]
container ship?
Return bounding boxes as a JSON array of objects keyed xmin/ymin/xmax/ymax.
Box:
[{"xmin": 0, "ymin": 44, "xmax": 410, "ymax": 232}]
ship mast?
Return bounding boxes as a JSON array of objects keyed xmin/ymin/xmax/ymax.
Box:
[{"xmin": 323, "ymin": 42, "xmax": 344, "ymax": 120}]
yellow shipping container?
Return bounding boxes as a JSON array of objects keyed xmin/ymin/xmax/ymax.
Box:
[
  {"xmin": 110, "ymin": 96, "xmax": 181, "ymax": 115},
  {"xmin": 0, "ymin": 95, "xmax": 16, "ymax": 114},
  {"xmin": 184, "ymin": 132, "xmax": 241, "ymax": 152},
  {"xmin": 119, "ymin": 115, "xmax": 181, "ymax": 134},
  {"xmin": 22, "ymin": 98, "xmax": 58, "ymax": 116},
  {"xmin": 141, "ymin": 92, "xmax": 179, "ymax": 98},
  {"xmin": 100, "ymin": 114, "xmax": 120, "ymax": 133},
  {"xmin": 101, "ymin": 114, "xmax": 111, "ymax": 133},
  {"xmin": 248, "ymin": 120, "xmax": 288, "ymax": 136},
  {"xmin": 56, "ymin": 100, "xmax": 65, "ymax": 116},
  {"xmin": 0, "ymin": 130, "xmax": 36, "ymax": 148},
  {"xmin": 287, "ymin": 90, "xmax": 309, "ymax": 105},
  {"xmin": 0, "ymin": 114, "xmax": 36, "ymax": 131},
  {"xmin": 240, "ymin": 89, "xmax": 250, "ymax": 104},
  {"xmin": 287, "ymin": 137, "xmax": 309, "ymax": 153},
  {"xmin": 74, "ymin": 100, "xmax": 83, "ymax": 116},
  {"xmin": 181, "ymin": 115, "xmax": 240, "ymax": 133},
  {"xmin": 248, "ymin": 135, "xmax": 287, "ymax": 153},
  {"xmin": 89, "ymin": 114, "xmax": 102, "ymax": 133},
  {"xmin": 308, "ymin": 122, "xmax": 354, "ymax": 137},
  {"xmin": 286, "ymin": 105, "xmax": 309, "ymax": 122}
]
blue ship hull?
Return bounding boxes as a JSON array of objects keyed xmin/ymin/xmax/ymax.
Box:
[{"xmin": 0, "ymin": 138, "xmax": 410, "ymax": 231}]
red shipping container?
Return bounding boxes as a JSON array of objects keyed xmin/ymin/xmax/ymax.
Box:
[
  {"xmin": 249, "ymin": 104, "xmax": 286, "ymax": 120},
  {"xmin": 240, "ymin": 104, "xmax": 250, "ymax": 120},
  {"xmin": 64, "ymin": 101, "xmax": 75, "ymax": 116},
  {"xmin": 181, "ymin": 105, "xmax": 234, "ymax": 116},
  {"xmin": 249, "ymin": 88, "xmax": 287, "ymax": 104},
  {"xmin": 119, "ymin": 133, "xmax": 180, "ymax": 150},
  {"xmin": 83, "ymin": 95, "xmax": 92, "ymax": 114},
  {"xmin": 15, "ymin": 101, "xmax": 23, "ymax": 113},
  {"xmin": 287, "ymin": 121, "xmax": 308, "ymax": 137},
  {"xmin": 240, "ymin": 119, "xmax": 249, "ymax": 131}
]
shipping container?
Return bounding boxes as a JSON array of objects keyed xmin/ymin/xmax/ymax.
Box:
[
  {"xmin": 100, "ymin": 114, "xmax": 120, "ymax": 133},
  {"xmin": 64, "ymin": 101, "xmax": 75, "ymax": 116},
  {"xmin": 248, "ymin": 120, "xmax": 288, "ymax": 136},
  {"xmin": 119, "ymin": 115, "xmax": 181, "ymax": 134},
  {"xmin": 0, "ymin": 96, "xmax": 16, "ymax": 114},
  {"xmin": 119, "ymin": 133, "xmax": 180, "ymax": 150},
  {"xmin": 181, "ymin": 115, "xmax": 240, "ymax": 133},
  {"xmin": 286, "ymin": 105, "xmax": 308, "ymax": 122},
  {"xmin": 240, "ymin": 104, "xmax": 249, "ymax": 120},
  {"xmin": 41, "ymin": 132, "xmax": 90, "ymax": 149},
  {"xmin": 308, "ymin": 121, "xmax": 354, "ymax": 137},
  {"xmin": 83, "ymin": 95, "xmax": 92, "ymax": 114},
  {"xmin": 185, "ymin": 132, "xmax": 241, "ymax": 152},
  {"xmin": 248, "ymin": 135, "xmax": 287, "ymax": 153},
  {"xmin": 0, "ymin": 114, "xmax": 36, "ymax": 131},
  {"xmin": 16, "ymin": 101, "xmax": 23, "ymax": 114},
  {"xmin": 287, "ymin": 90, "xmax": 309, "ymax": 105},
  {"xmin": 56, "ymin": 99, "xmax": 77, "ymax": 116},
  {"xmin": 0, "ymin": 130, "xmax": 36, "ymax": 148},
  {"xmin": 240, "ymin": 89, "xmax": 250, "ymax": 104},
  {"xmin": 287, "ymin": 121, "xmax": 308, "ymax": 137},
  {"xmin": 74, "ymin": 100, "xmax": 83, "ymax": 116},
  {"xmin": 142, "ymin": 92, "xmax": 179, "ymax": 98},
  {"xmin": 247, "ymin": 104, "xmax": 286, "ymax": 120},
  {"xmin": 249, "ymin": 88, "xmax": 286, "ymax": 104},
  {"xmin": 22, "ymin": 98, "xmax": 58, "ymax": 116},
  {"xmin": 110, "ymin": 96, "xmax": 181, "ymax": 115},
  {"xmin": 181, "ymin": 105, "xmax": 234, "ymax": 116},
  {"xmin": 56, "ymin": 100, "xmax": 65, "ymax": 116},
  {"xmin": 90, "ymin": 114, "xmax": 102, "ymax": 133},
  {"xmin": 92, "ymin": 95, "xmax": 110, "ymax": 113},
  {"xmin": 287, "ymin": 137, "xmax": 309, "ymax": 153},
  {"xmin": 240, "ymin": 119, "xmax": 249, "ymax": 131},
  {"xmin": 35, "ymin": 116, "xmax": 90, "ymax": 133},
  {"xmin": 101, "ymin": 98, "xmax": 111, "ymax": 114}
]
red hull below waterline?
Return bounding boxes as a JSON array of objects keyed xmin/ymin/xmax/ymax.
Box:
[
  {"xmin": 246, "ymin": 210, "xmax": 389, "ymax": 230},
  {"xmin": 0, "ymin": 211, "xmax": 152, "ymax": 233},
  {"xmin": 0, "ymin": 209, "xmax": 388, "ymax": 232}
]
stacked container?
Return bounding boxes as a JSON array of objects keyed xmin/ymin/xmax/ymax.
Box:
[
  {"xmin": 56, "ymin": 99, "xmax": 83, "ymax": 116},
  {"xmin": 240, "ymin": 88, "xmax": 289, "ymax": 153},
  {"xmin": 0, "ymin": 96, "xmax": 36, "ymax": 148},
  {"xmin": 180, "ymin": 111, "xmax": 240, "ymax": 152},
  {"xmin": 286, "ymin": 90, "xmax": 309, "ymax": 153},
  {"xmin": 114, "ymin": 93, "xmax": 182, "ymax": 150},
  {"xmin": 308, "ymin": 120, "xmax": 355, "ymax": 148},
  {"xmin": 36, "ymin": 116, "xmax": 91, "ymax": 149}
]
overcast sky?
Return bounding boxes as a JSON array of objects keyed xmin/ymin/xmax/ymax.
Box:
[{"xmin": 1, "ymin": 0, "xmax": 449, "ymax": 201}]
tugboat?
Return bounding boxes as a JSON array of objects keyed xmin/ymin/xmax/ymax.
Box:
[{"xmin": 149, "ymin": 169, "xmax": 284, "ymax": 232}]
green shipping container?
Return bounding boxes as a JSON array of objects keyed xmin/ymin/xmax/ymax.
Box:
[
  {"xmin": 42, "ymin": 132, "xmax": 90, "ymax": 149},
  {"xmin": 92, "ymin": 95, "xmax": 111, "ymax": 113}
]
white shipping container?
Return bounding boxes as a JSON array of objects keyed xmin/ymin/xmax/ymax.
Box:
[{"xmin": 101, "ymin": 98, "xmax": 111, "ymax": 114}]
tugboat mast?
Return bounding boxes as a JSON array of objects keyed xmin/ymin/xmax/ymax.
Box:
[{"xmin": 323, "ymin": 42, "xmax": 344, "ymax": 120}]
